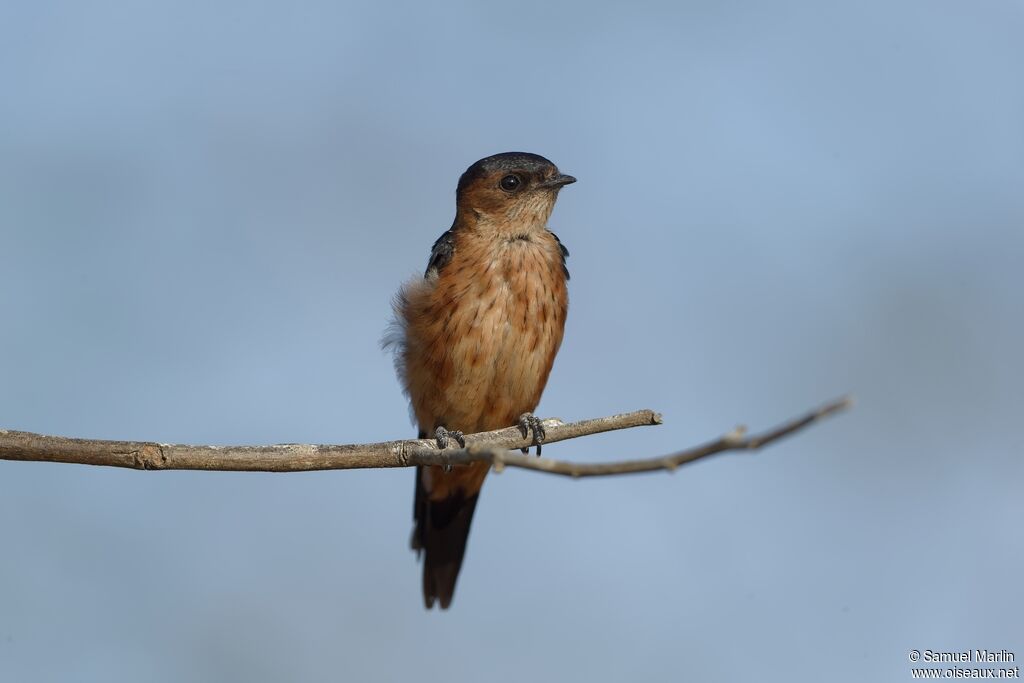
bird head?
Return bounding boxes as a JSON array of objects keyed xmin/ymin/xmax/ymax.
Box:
[{"xmin": 455, "ymin": 152, "xmax": 575, "ymax": 232}]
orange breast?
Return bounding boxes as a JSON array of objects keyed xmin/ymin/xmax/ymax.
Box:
[{"xmin": 399, "ymin": 229, "xmax": 569, "ymax": 437}]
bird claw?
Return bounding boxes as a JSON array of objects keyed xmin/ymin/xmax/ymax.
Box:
[
  {"xmin": 518, "ymin": 412, "xmax": 546, "ymax": 456},
  {"xmin": 434, "ymin": 426, "xmax": 465, "ymax": 472},
  {"xmin": 434, "ymin": 426, "xmax": 466, "ymax": 449}
]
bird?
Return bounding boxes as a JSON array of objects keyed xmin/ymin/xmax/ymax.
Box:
[{"xmin": 386, "ymin": 151, "xmax": 575, "ymax": 609}]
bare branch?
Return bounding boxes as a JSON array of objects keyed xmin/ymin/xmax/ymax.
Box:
[
  {"xmin": 460, "ymin": 395, "xmax": 853, "ymax": 477},
  {"xmin": 0, "ymin": 398, "xmax": 850, "ymax": 476},
  {"xmin": 0, "ymin": 410, "xmax": 662, "ymax": 472}
]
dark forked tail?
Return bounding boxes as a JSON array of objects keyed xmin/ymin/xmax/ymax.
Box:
[{"xmin": 411, "ymin": 464, "xmax": 480, "ymax": 609}]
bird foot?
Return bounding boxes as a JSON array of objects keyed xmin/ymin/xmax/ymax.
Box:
[
  {"xmin": 518, "ymin": 412, "xmax": 546, "ymax": 456},
  {"xmin": 434, "ymin": 426, "xmax": 466, "ymax": 449},
  {"xmin": 434, "ymin": 426, "xmax": 465, "ymax": 472}
]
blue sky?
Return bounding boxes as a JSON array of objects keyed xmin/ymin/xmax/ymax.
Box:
[{"xmin": 1, "ymin": 2, "xmax": 1022, "ymax": 681}]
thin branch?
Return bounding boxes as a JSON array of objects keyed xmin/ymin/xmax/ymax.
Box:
[
  {"xmin": 0, "ymin": 397, "xmax": 851, "ymax": 476},
  {"xmin": 461, "ymin": 395, "xmax": 853, "ymax": 477},
  {"xmin": 0, "ymin": 410, "xmax": 662, "ymax": 472}
]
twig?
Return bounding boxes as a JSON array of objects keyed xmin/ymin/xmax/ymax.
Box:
[
  {"xmin": 461, "ymin": 395, "xmax": 852, "ymax": 477},
  {"xmin": 0, "ymin": 398, "xmax": 850, "ymax": 476},
  {"xmin": 0, "ymin": 410, "xmax": 661, "ymax": 472}
]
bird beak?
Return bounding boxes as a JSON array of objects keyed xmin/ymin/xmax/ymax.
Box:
[{"xmin": 539, "ymin": 173, "xmax": 577, "ymax": 189}]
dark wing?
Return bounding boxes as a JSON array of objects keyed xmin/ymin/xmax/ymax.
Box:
[
  {"xmin": 550, "ymin": 230, "xmax": 570, "ymax": 280},
  {"xmin": 425, "ymin": 229, "xmax": 456, "ymax": 277}
]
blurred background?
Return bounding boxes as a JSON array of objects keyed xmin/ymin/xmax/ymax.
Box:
[{"xmin": 1, "ymin": 1, "xmax": 1021, "ymax": 681}]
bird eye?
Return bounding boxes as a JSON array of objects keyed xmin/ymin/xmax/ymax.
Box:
[{"xmin": 499, "ymin": 174, "xmax": 522, "ymax": 192}]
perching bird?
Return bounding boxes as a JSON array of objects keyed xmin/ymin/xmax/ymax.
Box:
[{"xmin": 387, "ymin": 152, "xmax": 575, "ymax": 608}]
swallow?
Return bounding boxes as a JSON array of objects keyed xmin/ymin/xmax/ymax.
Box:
[{"xmin": 387, "ymin": 152, "xmax": 575, "ymax": 608}]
